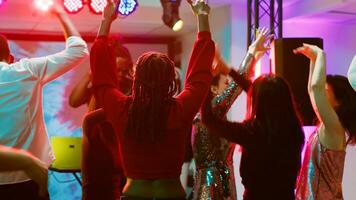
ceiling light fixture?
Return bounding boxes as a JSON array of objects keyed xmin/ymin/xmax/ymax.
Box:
[
  {"xmin": 160, "ymin": 0, "xmax": 183, "ymax": 32},
  {"xmin": 34, "ymin": 0, "xmax": 54, "ymax": 12}
]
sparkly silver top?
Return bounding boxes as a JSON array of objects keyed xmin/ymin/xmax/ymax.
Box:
[{"xmin": 191, "ymin": 53, "xmax": 255, "ymax": 200}]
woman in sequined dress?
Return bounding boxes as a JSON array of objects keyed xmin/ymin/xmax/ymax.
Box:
[
  {"xmin": 294, "ymin": 44, "xmax": 356, "ymax": 200},
  {"xmin": 200, "ymin": 48, "xmax": 305, "ymax": 199},
  {"xmin": 191, "ymin": 28, "xmax": 271, "ymax": 200}
]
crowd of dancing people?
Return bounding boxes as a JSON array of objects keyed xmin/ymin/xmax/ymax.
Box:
[{"xmin": 0, "ymin": 0, "xmax": 356, "ymax": 199}]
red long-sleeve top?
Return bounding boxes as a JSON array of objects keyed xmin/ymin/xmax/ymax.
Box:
[{"xmin": 90, "ymin": 32, "xmax": 215, "ymax": 179}]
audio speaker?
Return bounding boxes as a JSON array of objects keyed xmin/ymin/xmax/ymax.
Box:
[{"xmin": 271, "ymin": 38, "xmax": 323, "ymax": 125}]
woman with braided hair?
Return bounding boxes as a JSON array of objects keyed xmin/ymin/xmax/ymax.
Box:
[
  {"xmin": 90, "ymin": 0, "xmax": 215, "ymax": 199},
  {"xmin": 126, "ymin": 52, "xmax": 179, "ymax": 141}
]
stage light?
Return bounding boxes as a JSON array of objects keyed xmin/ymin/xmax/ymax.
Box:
[
  {"xmin": 34, "ymin": 0, "xmax": 54, "ymax": 12},
  {"xmin": 88, "ymin": 0, "xmax": 107, "ymax": 14},
  {"xmin": 0, "ymin": 0, "xmax": 6, "ymax": 8},
  {"xmin": 171, "ymin": 16, "xmax": 183, "ymax": 32},
  {"xmin": 160, "ymin": 0, "xmax": 183, "ymax": 32},
  {"xmin": 118, "ymin": 0, "xmax": 138, "ymax": 16},
  {"xmin": 63, "ymin": 0, "xmax": 84, "ymax": 14}
]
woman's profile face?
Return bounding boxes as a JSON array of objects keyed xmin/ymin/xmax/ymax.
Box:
[{"xmin": 211, "ymin": 74, "xmax": 230, "ymax": 95}]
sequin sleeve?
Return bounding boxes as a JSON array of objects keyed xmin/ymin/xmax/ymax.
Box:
[
  {"xmin": 212, "ymin": 53, "xmax": 255, "ymax": 117},
  {"xmin": 212, "ymin": 81, "xmax": 241, "ymax": 117},
  {"xmin": 202, "ymin": 93, "xmax": 253, "ymax": 145}
]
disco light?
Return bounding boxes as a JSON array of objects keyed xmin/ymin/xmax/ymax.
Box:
[
  {"xmin": 88, "ymin": 0, "xmax": 107, "ymax": 14},
  {"xmin": 118, "ymin": 0, "xmax": 138, "ymax": 16},
  {"xmin": 0, "ymin": 0, "xmax": 6, "ymax": 8},
  {"xmin": 63, "ymin": 0, "xmax": 84, "ymax": 14},
  {"xmin": 34, "ymin": 0, "xmax": 54, "ymax": 12}
]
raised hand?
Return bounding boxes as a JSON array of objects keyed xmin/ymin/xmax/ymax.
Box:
[
  {"xmin": 293, "ymin": 43, "xmax": 324, "ymax": 61},
  {"xmin": 248, "ymin": 27, "xmax": 273, "ymax": 61},
  {"xmin": 103, "ymin": 0, "xmax": 120, "ymax": 22},
  {"xmin": 187, "ymin": 0, "xmax": 210, "ymax": 16},
  {"xmin": 98, "ymin": 0, "xmax": 120, "ymax": 36}
]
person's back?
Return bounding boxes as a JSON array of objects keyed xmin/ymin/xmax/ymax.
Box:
[
  {"xmin": 89, "ymin": 0, "xmax": 214, "ymax": 198},
  {"xmin": 238, "ymin": 120, "xmax": 302, "ymax": 199},
  {"xmin": 202, "ymin": 75, "xmax": 305, "ymax": 200},
  {"xmin": 81, "ymin": 109, "xmax": 124, "ymax": 200},
  {"xmin": 0, "ymin": 7, "xmax": 88, "ymax": 199}
]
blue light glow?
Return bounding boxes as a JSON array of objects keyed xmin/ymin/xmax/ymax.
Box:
[{"xmin": 118, "ymin": 0, "xmax": 138, "ymax": 16}]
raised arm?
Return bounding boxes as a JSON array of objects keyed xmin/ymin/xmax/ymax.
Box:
[
  {"xmin": 0, "ymin": 146, "xmax": 48, "ymax": 197},
  {"xmin": 212, "ymin": 28, "xmax": 271, "ymax": 116},
  {"xmin": 211, "ymin": 56, "xmax": 252, "ymax": 117},
  {"xmin": 69, "ymin": 73, "xmax": 92, "ymax": 108},
  {"xmin": 294, "ymin": 44, "xmax": 345, "ymax": 149},
  {"xmin": 348, "ymin": 55, "xmax": 356, "ymax": 90},
  {"xmin": 241, "ymin": 27, "xmax": 271, "ymax": 78},
  {"xmin": 54, "ymin": 6, "xmax": 80, "ymax": 38},
  {"xmin": 27, "ymin": 6, "xmax": 88, "ymax": 85},
  {"xmin": 177, "ymin": 0, "xmax": 215, "ymax": 122},
  {"xmin": 201, "ymin": 93, "xmax": 252, "ymax": 145},
  {"xmin": 90, "ymin": 0, "xmax": 128, "ymax": 120}
]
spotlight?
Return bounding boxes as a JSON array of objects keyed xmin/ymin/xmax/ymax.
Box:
[
  {"xmin": 160, "ymin": 0, "xmax": 183, "ymax": 32},
  {"xmin": 34, "ymin": 0, "xmax": 54, "ymax": 11},
  {"xmin": 63, "ymin": 0, "xmax": 84, "ymax": 14},
  {"xmin": 88, "ymin": 0, "xmax": 107, "ymax": 14},
  {"xmin": 0, "ymin": 0, "xmax": 6, "ymax": 8},
  {"xmin": 118, "ymin": 0, "xmax": 138, "ymax": 16}
]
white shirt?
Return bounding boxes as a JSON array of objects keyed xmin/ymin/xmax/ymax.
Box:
[
  {"xmin": 0, "ymin": 36, "xmax": 89, "ymax": 184},
  {"xmin": 348, "ymin": 55, "xmax": 356, "ymax": 90}
]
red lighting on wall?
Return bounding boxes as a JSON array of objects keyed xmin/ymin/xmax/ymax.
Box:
[{"xmin": 63, "ymin": 0, "xmax": 84, "ymax": 14}]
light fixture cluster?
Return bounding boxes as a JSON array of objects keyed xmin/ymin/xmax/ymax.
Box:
[
  {"xmin": 25, "ymin": 0, "xmax": 183, "ymax": 32},
  {"xmin": 31, "ymin": 0, "xmax": 137, "ymax": 16},
  {"xmin": 65, "ymin": 0, "xmax": 138, "ymax": 15}
]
